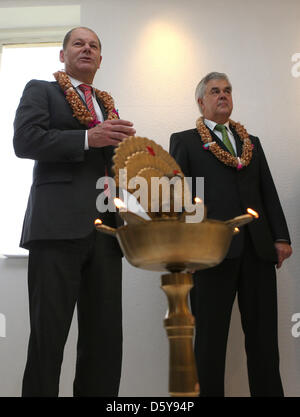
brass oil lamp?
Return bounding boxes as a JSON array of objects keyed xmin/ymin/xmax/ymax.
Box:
[{"xmin": 95, "ymin": 136, "xmax": 258, "ymax": 397}]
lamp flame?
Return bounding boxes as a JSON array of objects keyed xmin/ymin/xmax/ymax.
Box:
[
  {"xmin": 94, "ymin": 218, "xmax": 103, "ymax": 226},
  {"xmin": 114, "ymin": 198, "xmax": 127, "ymax": 210},
  {"xmin": 194, "ymin": 197, "xmax": 203, "ymax": 204},
  {"xmin": 247, "ymin": 208, "xmax": 259, "ymax": 219}
]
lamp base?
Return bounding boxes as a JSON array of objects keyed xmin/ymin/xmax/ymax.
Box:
[{"xmin": 161, "ymin": 272, "xmax": 199, "ymax": 397}]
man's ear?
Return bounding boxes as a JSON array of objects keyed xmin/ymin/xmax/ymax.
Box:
[
  {"xmin": 198, "ymin": 98, "xmax": 204, "ymax": 112},
  {"xmin": 97, "ymin": 55, "xmax": 103, "ymax": 69},
  {"xmin": 59, "ymin": 49, "xmax": 65, "ymax": 63}
]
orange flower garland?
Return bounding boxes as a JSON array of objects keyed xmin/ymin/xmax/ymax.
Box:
[
  {"xmin": 196, "ymin": 117, "xmax": 253, "ymax": 170},
  {"xmin": 53, "ymin": 71, "xmax": 119, "ymax": 127}
]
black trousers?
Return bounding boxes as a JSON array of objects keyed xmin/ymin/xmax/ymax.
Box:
[
  {"xmin": 191, "ymin": 232, "xmax": 283, "ymax": 397},
  {"xmin": 22, "ymin": 231, "xmax": 122, "ymax": 397}
]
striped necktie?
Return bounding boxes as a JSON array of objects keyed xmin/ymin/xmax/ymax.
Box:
[
  {"xmin": 79, "ymin": 84, "xmax": 110, "ymax": 196},
  {"xmin": 78, "ymin": 84, "xmax": 98, "ymax": 121},
  {"xmin": 214, "ymin": 124, "xmax": 236, "ymax": 156}
]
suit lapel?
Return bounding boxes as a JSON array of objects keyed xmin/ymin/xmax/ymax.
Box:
[
  {"xmin": 96, "ymin": 97, "xmax": 108, "ymax": 120},
  {"xmin": 229, "ymin": 125, "xmax": 243, "ymax": 157}
]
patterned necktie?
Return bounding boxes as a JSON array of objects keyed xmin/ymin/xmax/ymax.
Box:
[
  {"xmin": 79, "ymin": 84, "xmax": 110, "ymax": 196},
  {"xmin": 214, "ymin": 124, "xmax": 236, "ymax": 156},
  {"xmin": 78, "ymin": 84, "xmax": 98, "ymax": 121}
]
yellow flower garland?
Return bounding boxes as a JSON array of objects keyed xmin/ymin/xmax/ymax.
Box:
[
  {"xmin": 196, "ymin": 117, "xmax": 253, "ymax": 170},
  {"xmin": 53, "ymin": 71, "xmax": 119, "ymax": 127}
]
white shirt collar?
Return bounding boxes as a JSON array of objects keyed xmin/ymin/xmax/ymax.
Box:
[
  {"xmin": 204, "ymin": 118, "xmax": 237, "ymax": 154},
  {"xmin": 204, "ymin": 119, "xmax": 230, "ymax": 131},
  {"xmin": 68, "ymin": 75, "xmax": 95, "ymax": 93}
]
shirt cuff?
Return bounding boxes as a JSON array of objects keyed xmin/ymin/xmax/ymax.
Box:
[{"xmin": 84, "ymin": 130, "xmax": 89, "ymax": 150}]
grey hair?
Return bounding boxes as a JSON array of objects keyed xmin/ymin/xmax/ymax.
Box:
[{"xmin": 195, "ymin": 72, "xmax": 232, "ymax": 113}]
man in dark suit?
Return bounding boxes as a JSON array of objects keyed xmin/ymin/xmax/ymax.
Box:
[
  {"xmin": 13, "ymin": 27, "xmax": 135, "ymax": 397},
  {"xmin": 169, "ymin": 72, "xmax": 292, "ymax": 397}
]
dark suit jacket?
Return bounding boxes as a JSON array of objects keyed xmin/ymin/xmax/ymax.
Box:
[
  {"xmin": 169, "ymin": 125, "xmax": 291, "ymax": 261},
  {"xmin": 13, "ymin": 79, "xmax": 121, "ymax": 254}
]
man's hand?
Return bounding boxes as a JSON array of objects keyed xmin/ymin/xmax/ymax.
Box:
[
  {"xmin": 275, "ymin": 242, "xmax": 292, "ymax": 269},
  {"xmin": 88, "ymin": 119, "xmax": 136, "ymax": 148}
]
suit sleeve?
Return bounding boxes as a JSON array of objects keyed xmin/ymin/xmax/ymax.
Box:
[
  {"xmin": 257, "ymin": 138, "xmax": 291, "ymax": 244},
  {"xmin": 13, "ymin": 80, "xmax": 86, "ymax": 163},
  {"xmin": 169, "ymin": 133, "xmax": 191, "ymax": 177}
]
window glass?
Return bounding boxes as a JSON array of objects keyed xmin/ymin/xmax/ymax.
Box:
[{"xmin": 0, "ymin": 44, "xmax": 61, "ymax": 255}]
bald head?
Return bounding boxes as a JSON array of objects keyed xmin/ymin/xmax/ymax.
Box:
[{"xmin": 63, "ymin": 27, "xmax": 102, "ymax": 51}]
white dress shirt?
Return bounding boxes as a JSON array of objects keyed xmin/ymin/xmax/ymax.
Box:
[
  {"xmin": 204, "ymin": 119, "xmax": 237, "ymax": 155},
  {"xmin": 69, "ymin": 76, "xmax": 104, "ymax": 150}
]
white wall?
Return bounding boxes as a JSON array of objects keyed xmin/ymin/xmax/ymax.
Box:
[{"xmin": 0, "ymin": 0, "xmax": 300, "ymax": 397}]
